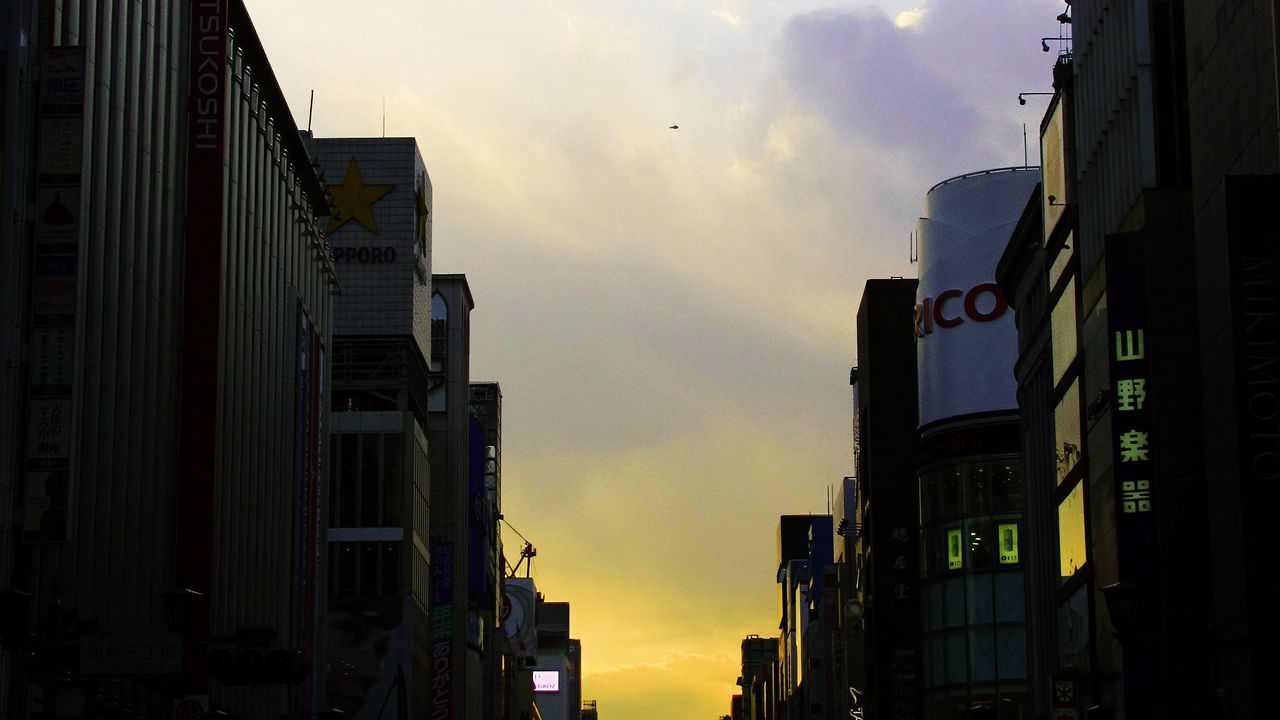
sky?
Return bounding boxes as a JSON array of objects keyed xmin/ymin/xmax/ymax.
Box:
[{"xmin": 247, "ymin": 1, "xmax": 1065, "ymax": 717}]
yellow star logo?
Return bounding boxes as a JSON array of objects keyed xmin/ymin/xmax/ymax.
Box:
[{"xmin": 325, "ymin": 156, "xmax": 394, "ymax": 235}]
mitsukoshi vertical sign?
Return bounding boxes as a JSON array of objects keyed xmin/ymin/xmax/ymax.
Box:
[{"xmin": 179, "ymin": 0, "xmax": 227, "ymax": 662}]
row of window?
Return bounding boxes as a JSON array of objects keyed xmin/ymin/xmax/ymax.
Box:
[
  {"xmin": 920, "ymin": 625, "xmax": 1027, "ymax": 687},
  {"xmin": 329, "ymin": 541, "xmax": 400, "ymax": 598},
  {"xmin": 331, "ymin": 432, "xmax": 405, "ymax": 528},
  {"xmin": 919, "ymin": 460, "xmax": 1023, "ymax": 523},
  {"xmin": 922, "ymin": 573, "xmax": 1025, "ymax": 630},
  {"xmin": 922, "ymin": 519, "xmax": 1023, "ymax": 577}
]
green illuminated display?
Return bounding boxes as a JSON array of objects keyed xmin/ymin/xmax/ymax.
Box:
[
  {"xmin": 947, "ymin": 528, "xmax": 963, "ymax": 570},
  {"xmin": 998, "ymin": 523, "xmax": 1019, "ymax": 564}
]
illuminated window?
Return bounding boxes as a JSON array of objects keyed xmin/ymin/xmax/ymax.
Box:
[
  {"xmin": 1057, "ymin": 481, "xmax": 1087, "ymax": 582},
  {"xmin": 967, "ymin": 518, "xmax": 993, "ymax": 570},
  {"xmin": 1041, "ymin": 100, "xmax": 1068, "ymax": 242},
  {"xmin": 1050, "ymin": 278, "xmax": 1077, "ymax": 388},
  {"xmin": 1049, "ymin": 231, "xmax": 1074, "ymax": 289},
  {"xmin": 1054, "ymin": 380, "xmax": 1082, "ymax": 484}
]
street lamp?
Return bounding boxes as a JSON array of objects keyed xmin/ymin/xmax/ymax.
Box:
[
  {"xmin": 1100, "ymin": 580, "xmax": 1140, "ymax": 642},
  {"xmin": 1041, "ymin": 37, "xmax": 1071, "ymax": 53}
]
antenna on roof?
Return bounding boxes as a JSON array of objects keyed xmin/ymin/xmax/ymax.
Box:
[
  {"xmin": 382, "ymin": 98, "xmax": 386, "ymax": 138},
  {"xmin": 1023, "ymin": 123, "xmax": 1028, "ymax": 167},
  {"xmin": 307, "ymin": 90, "xmax": 314, "ymax": 133}
]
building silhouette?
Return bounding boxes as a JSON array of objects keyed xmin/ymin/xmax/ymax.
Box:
[
  {"xmin": 997, "ymin": 1, "xmax": 1280, "ymax": 716},
  {"xmin": 0, "ymin": 2, "xmax": 336, "ymax": 717}
]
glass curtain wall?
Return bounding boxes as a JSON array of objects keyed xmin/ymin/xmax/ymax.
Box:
[{"xmin": 919, "ymin": 455, "xmax": 1028, "ymax": 719}]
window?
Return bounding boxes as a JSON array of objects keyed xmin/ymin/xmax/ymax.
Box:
[
  {"xmin": 967, "ymin": 518, "xmax": 994, "ymax": 570},
  {"xmin": 337, "ymin": 434, "xmax": 358, "ymax": 527},
  {"xmin": 1049, "ymin": 231, "xmax": 1074, "ymax": 291},
  {"xmin": 1050, "ymin": 277, "xmax": 1077, "ymax": 388},
  {"xmin": 966, "ymin": 464, "xmax": 990, "ymax": 515},
  {"xmin": 939, "ymin": 468, "xmax": 963, "ymax": 519},
  {"xmin": 1057, "ymin": 480, "xmax": 1088, "ymax": 582},
  {"xmin": 1058, "ymin": 584, "xmax": 1091, "ymax": 670},
  {"xmin": 383, "ymin": 434, "xmax": 403, "ymax": 525},
  {"xmin": 360, "ymin": 434, "xmax": 380, "ymax": 526},
  {"xmin": 1054, "ymin": 380, "xmax": 1082, "ymax": 483},
  {"xmin": 329, "ymin": 541, "xmax": 400, "ymax": 598},
  {"xmin": 991, "ymin": 463, "xmax": 1022, "ymax": 512}
]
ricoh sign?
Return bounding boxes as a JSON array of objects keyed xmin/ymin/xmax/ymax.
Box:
[
  {"xmin": 914, "ymin": 282, "xmax": 1008, "ymax": 336},
  {"xmin": 915, "ymin": 169, "xmax": 1037, "ymax": 429}
]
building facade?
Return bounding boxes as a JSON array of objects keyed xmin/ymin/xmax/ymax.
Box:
[
  {"xmin": 0, "ymin": 2, "xmax": 336, "ymax": 717},
  {"xmin": 913, "ymin": 169, "xmax": 1036, "ymax": 719},
  {"xmin": 309, "ymin": 135, "xmax": 434, "ymax": 718},
  {"xmin": 850, "ymin": 278, "xmax": 921, "ymax": 720},
  {"xmin": 999, "ymin": 1, "xmax": 1280, "ymax": 716},
  {"xmin": 427, "ymin": 274, "xmax": 479, "ymax": 720}
]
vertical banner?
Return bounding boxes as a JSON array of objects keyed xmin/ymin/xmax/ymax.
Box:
[
  {"xmin": 1224, "ymin": 175, "xmax": 1280, "ymax": 663},
  {"xmin": 1104, "ymin": 232, "xmax": 1162, "ymax": 719},
  {"xmin": 429, "ymin": 542, "xmax": 455, "ymax": 720},
  {"xmin": 179, "ymin": 0, "xmax": 228, "ymax": 690},
  {"xmin": 23, "ymin": 46, "xmax": 85, "ymax": 543},
  {"xmin": 1104, "ymin": 233, "xmax": 1158, "ymax": 579}
]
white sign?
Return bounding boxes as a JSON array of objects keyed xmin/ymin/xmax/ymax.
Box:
[
  {"xmin": 532, "ymin": 670, "xmax": 560, "ymax": 693},
  {"xmin": 915, "ymin": 169, "xmax": 1038, "ymax": 428}
]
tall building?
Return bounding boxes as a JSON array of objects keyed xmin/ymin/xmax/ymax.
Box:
[
  {"xmin": 427, "ymin": 273, "xmax": 479, "ymax": 720},
  {"xmin": 0, "ymin": 2, "xmax": 335, "ymax": 717},
  {"xmin": 774, "ymin": 514, "xmax": 831, "ymax": 720},
  {"xmin": 738, "ymin": 634, "xmax": 779, "ymax": 720},
  {"xmin": 999, "ymin": 1, "xmax": 1280, "ymax": 716},
  {"xmin": 850, "ymin": 278, "xmax": 920, "ymax": 720},
  {"xmin": 531, "ymin": 600, "xmax": 577, "ymax": 720},
  {"xmin": 308, "ymin": 135, "xmax": 434, "ymax": 718},
  {"xmin": 469, "ymin": 381, "xmax": 505, "ymax": 720},
  {"xmin": 913, "ymin": 169, "xmax": 1036, "ymax": 718}
]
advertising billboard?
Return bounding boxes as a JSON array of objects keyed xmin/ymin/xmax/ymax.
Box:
[
  {"xmin": 532, "ymin": 671, "xmax": 560, "ymax": 693},
  {"xmin": 502, "ymin": 578, "xmax": 538, "ymax": 664},
  {"xmin": 915, "ymin": 168, "xmax": 1038, "ymax": 429}
]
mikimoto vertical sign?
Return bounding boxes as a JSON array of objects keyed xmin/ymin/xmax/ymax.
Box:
[{"xmin": 179, "ymin": 0, "xmax": 228, "ymax": 689}]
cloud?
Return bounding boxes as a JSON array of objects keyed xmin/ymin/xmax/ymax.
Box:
[
  {"xmin": 587, "ymin": 649, "xmax": 735, "ymax": 678},
  {"xmin": 712, "ymin": 6, "xmax": 744, "ymax": 27},
  {"xmin": 895, "ymin": 8, "xmax": 925, "ymax": 28},
  {"xmin": 778, "ymin": 8, "xmax": 980, "ymax": 158}
]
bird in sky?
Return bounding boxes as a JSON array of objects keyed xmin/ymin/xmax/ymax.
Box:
[{"xmin": 669, "ymin": 124, "xmax": 679, "ymax": 129}]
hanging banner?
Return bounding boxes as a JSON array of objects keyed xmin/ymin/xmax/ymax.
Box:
[{"xmin": 23, "ymin": 46, "xmax": 85, "ymax": 544}]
